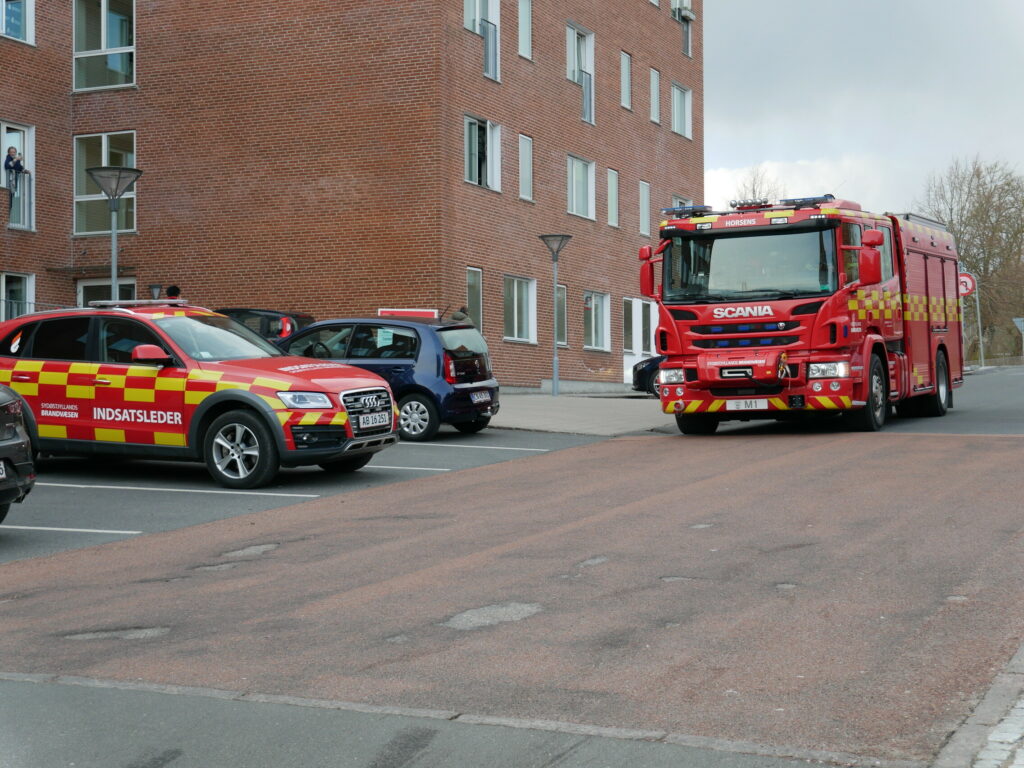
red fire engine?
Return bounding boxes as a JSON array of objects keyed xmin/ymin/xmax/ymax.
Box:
[{"xmin": 639, "ymin": 194, "xmax": 964, "ymax": 434}]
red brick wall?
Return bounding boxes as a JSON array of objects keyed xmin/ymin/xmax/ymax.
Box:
[{"xmin": 5, "ymin": 0, "xmax": 703, "ymax": 388}]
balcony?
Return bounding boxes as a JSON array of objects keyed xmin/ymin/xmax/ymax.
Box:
[{"xmin": 5, "ymin": 170, "xmax": 32, "ymax": 230}]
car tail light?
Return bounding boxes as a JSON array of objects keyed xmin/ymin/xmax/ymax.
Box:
[
  {"xmin": 278, "ymin": 317, "xmax": 294, "ymax": 338},
  {"xmin": 0, "ymin": 399, "xmax": 22, "ymax": 416},
  {"xmin": 443, "ymin": 352, "xmax": 457, "ymax": 384}
]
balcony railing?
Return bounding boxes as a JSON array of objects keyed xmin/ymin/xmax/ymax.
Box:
[
  {"xmin": 5, "ymin": 169, "xmax": 32, "ymax": 230},
  {"xmin": 578, "ymin": 70, "xmax": 594, "ymax": 124},
  {"xmin": 480, "ymin": 19, "xmax": 498, "ymax": 80}
]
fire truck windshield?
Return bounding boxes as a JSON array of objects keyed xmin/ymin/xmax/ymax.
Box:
[{"xmin": 662, "ymin": 228, "xmax": 838, "ymax": 303}]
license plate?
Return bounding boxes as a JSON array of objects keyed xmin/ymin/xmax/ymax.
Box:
[
  {"xmin": 470, "ymin": 391, "xmax": 491, "ymax": 404},
  {"xmin": 0, "ymin": 461, "xmax": 5, "ymax": 479},
  {"xmin": 359, "ymin": 411, "xmax": 391, "ymax": 429},
  {"xmin": 725, "ymin": 398, "xmax": 768, "ymax": 411}
]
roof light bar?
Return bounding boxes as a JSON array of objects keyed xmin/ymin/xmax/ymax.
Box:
[
  {"xmin": 661, "ymin": 205, "xmax": 713, "ymax": 218},
  {"xmin": 87, "ymin": 299, "xmax": 189, "ymax": 308},
  {"xmin": 729, "ymin": 198, "xmax": 772, "ymax": 210},
  {"xmin": 778, "ymin": 194, "xmax": 836, "ymax": 208}
]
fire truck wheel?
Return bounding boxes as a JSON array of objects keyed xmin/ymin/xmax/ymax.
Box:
[
  {"xmin": 319, "ymin": 453, "xmax": 373, "ymax": 473},
  {"xmin": 675, "ymin": 414, "xmax": 720, "ymax": 435},
  {"xmin": 204, "ymin": 410, "xmax": 280, "ymax": 489},
  {"xmin": 398, "ymin": 395, "xmax": 441, "ymax": 441},
  {"xmin": 453, "ymin": 416, "xmax": 491, "ymax": 434},
  {"xmin": 920, "ymin": 351, "xmax": 950, "ymax": 417},
  {"xmin": 848, "ymin": 355, "xmax": 887, "ymax": 432},
  {"xmin": 0, "ymin": 503, "xmax": 8, "ymax": 524}
]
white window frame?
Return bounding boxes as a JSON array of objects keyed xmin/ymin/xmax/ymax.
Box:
[
  {"xmin": 518, "ymin": 0, "xmax": 531, "ymax": 59},
  {"xmin": 623, "ymin": 297, "xmax": 635, "ymax": 353},
  {"xmin": 76, "ymin": 277, "xmax": 135, "ymax": 305},
  {"xmin": 567, "ymin": 154, "xmax": 595, "ymax": 220},
  {"xmin": 466, "ymin": 267, "xmax": 483, "ymax": 330},
  {"xmin": 2, "ymin": 120, "xmax": 35, "ymax": 231},
  {"xmin": 566, "ymin": 24, "xmax": 595, "ymax": 124},
  {"xmin": 650, "ymin": 69, "xmax": 660, "ymax": 123},
  {"xmin": 619, "ymin": 51, "xmax": 631, "ymax": 109},
  {"xmin": 464, "ymin": 116, "xmax": 501, "ymax": 192},
  {"xmin": 518, "ymin": 134, "xmax": 533, "ymax": 201},
  {"xmin": 639, "ymin": 180, "xmax": 651, "ymax": 237},
  {"xmin": 0, "ymin": 272, "xmax": 35, "ymax": 321},
  {"xmin": 607, "ymin": 168, "xmax": 619, "ymax": 227},
  {"xmin": 641, "ymin": 299, "xmax": 656, "ymax": 355},
  {"xmin": 583, "ymin": 291, "xmax": 610, "ymax": 351},
  {"xmin": 74, "ymin": 130, "xmax": 137, "ymax": 235},
  {"xmin": 1, "ymin": 0, "xmax": 34, "ymax": 43},
  {"xmin": 671, "ymin": 83, "xmax": 693, "ymax": 138},
  {"xmin": 503, "ymin": 275, "xmax": 536, "ymax": 343},
  {"xmin": 555, "ymin": 284, "xmax": 567, "ymax": 347},
  {"xmin": 672, "ymin": 195, "xmax": 694, "ymax": 208},
  {"xmin": 73, "ymin": 0, "xmax": 136, "ymax": 91}
]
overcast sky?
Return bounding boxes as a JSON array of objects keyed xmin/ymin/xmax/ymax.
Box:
[{"xmin": 702, "ymin": 0, "xmax": 1024, "ymax": 213}]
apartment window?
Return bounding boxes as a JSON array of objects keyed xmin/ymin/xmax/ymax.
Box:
[
  {"xmin": 623, "ymin": 298, "xmax": 634, "ymax": 353},
  {"xmin": 77, "ymin": 277, "xmax": 135, "ymax": 305},
  {"xmin": 566, "ymin": 25, "xmax": 594, "ymax": 124},
  {"xmin": 2, "ymin": 0, "xmax": 33, "ymax": 42},
  {"xmin": 650, "ymin": 69, "xmax": 660, "ymax": 123},
  {"xmin": 639, "ymin": 180, "xmax": 651, "ymax": 237},
  {"xmin": 671, "ymin": 0, "xmax": 694, "ymax": 54},
  {"xmin": 466, "ymin": 267, "xmax": 483, "ymax": 329},
  {"xmin": 642, "ymin": 301, "xmax": 655, "ymax": 354},
  {"xmin": 583, "ymin": 291, "xmax": 610, "ymax": 350},
  {"xmin": 504, "ymin": 275, "xmax": 536, "ymax": 342},
  {"xmin": 620, "ymin": 52, "xmax": 632, "ymax": 109},
  {"xmin": 518, "ymin": 134, "xmax": 533, "ymax": 200},
  {"xmin": 671, "ymin": 84, "xmax": 693, "ymax": 138},
  {"xmin": 465, "ymin": 116, "xmax": 501, "ymax": 191},
  {"xmin": 1, "ymin": 273, "xmax": 34, "ymax": 321},
  {"xmin": 74, "ymin": 131, "xmax": 136, "ymax": 235},
  {"xmin": 567, "ymin": 155, "xmax": 595, "ymax": 219},
  {"xmin": 518, "ymin": 0, "xmax": 531, "ymax": 58},
  {"xmin": 74, "ymin": 0, "xmax": 135, "ymax": 90},
  {"xmin": 607, "ymin": 168, "xmax": 619, "ymax": 227},
  {"xmin": 464, "ymin": 0, "xmax": 499, "ymax": 79},
  {"xmin": 556, "ymin": 284, "xmax": 567, "ymax": 346},
  {"xmin": 3, "ymin": 121, "xmax": 33, "ymax": 230},
  {"xmin": 672, "ymin": 195, "xmax": 693, "ymax": 208}
]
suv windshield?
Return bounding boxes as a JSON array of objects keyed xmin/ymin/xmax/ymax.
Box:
[
  {"xmin": 155, "ymin": 315, "xmax": 283, "ymax": 361},
  {"xmin": 437, "ymin": 327, "xmax": 488, "ymax": 358},
  {"xmin": 663, "ymin": 228, "xmax": 838, "ymax": 303}
]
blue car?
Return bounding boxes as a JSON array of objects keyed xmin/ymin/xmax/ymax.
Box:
[{"xmin": 279, "ymin": 318, "xmax": 499, "ymax": 441}]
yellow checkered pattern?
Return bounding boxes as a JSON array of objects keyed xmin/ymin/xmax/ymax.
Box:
[{"xmin": 848, "ymin": 289, "xmax": 898, "ymax": 321}]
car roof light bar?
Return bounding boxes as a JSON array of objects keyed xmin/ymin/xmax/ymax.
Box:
[
  {"xmin": 729, "ymin": 198, "xmax": 772, "ymax": 210},
  {"xmin": 661, "ymin": 205, "xmax": 713, "ymax": 218},
  {"xmin": 87, "ymin": 299, "xmax": 189, "ymax": 308},
  {"xmin": 777, "ymin": 194, "xmax": 836, "ymax": 209}
]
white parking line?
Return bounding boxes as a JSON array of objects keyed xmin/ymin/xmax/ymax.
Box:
[
  {"xmin": 400, "ymin": 444, "xmax": 548, "ymax": 452},
  {"xmin": 369, "ymin": 465, "xmax": 451, "ymax": 472},
  {"xmin": 2, "ymin": 525, "xmax": 142, "ymax": 535},
  {"xmin": 36, "ymin": 483, "xmax": 319, "ymax": 499}
]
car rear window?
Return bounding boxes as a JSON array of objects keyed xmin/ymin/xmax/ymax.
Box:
[
  {"xmin": 31, "ymin": 317, "xmax": 91, "ymax": 360},
  {"xmin": 437, "ymin": 327, "xmax": 488, "ymax": 359}
]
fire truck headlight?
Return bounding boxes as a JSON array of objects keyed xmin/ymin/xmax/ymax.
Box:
[
  {"xmin": 808, "ymin": 362, "xmax": 851, "ymax": 379},
  {"xmin": 278, "ymin": 391, "xmax": 334, "ymax": 409},
  {"xmin": 661, "ymin": 369, "xmax": 685, "ymax": 384}
]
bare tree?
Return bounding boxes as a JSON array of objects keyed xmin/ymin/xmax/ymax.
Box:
[
  {"xmin": 733, "ymin": 164, "xmax": 784, "ymax": 203},
  {"xmin": 917, "ymin": 157, "xmax": 1024, "ymax": 359}
]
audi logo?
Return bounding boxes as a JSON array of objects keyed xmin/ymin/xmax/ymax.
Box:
[{"xmin": 359, "ymin": 395, "xmax": 384, "ymax": 409}]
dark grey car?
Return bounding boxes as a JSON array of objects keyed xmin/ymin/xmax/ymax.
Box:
[{"xmin": 0, "ymin": 384, "xmax": 35, "ymax": 524}]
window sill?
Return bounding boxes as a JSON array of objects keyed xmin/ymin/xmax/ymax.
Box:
[
  {"xmin": 0, "ymin": 34, "xmax": 36, "ymax": 47},
  {"xmin": 503, "ymin": 337, "xmax": 537, "ymax": 346},
  {"xmin": 72, "ymin": 230, "xmax": 139, "ymax": 238},
  {"xmin": 73, "ymin": 83, "xmax": 139, "ymax": 94},
  {"xmin": 465, "ymin": 180, "xmax": 502, "ymax": 194},
  {"xmin": 583, "ymin": 346, "xmax": 612, "ymax": 353},
  {"xmin": 567, "ymin": 211, "xmax": 596, "ymax": 222}
]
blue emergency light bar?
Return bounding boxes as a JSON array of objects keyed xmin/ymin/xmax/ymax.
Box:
[
  {"xmin": 778, "ymin": 194, "xmax": 836, "ymax": 208},
  {"xmin": 661, "ymin": 205, "xmax": 713, "ymax": 218}
]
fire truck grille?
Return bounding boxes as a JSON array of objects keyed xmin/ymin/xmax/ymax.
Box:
[
  {"xmin": 693, "ymin": 321, "xmax": 799, "ymax": 334},
  {"xmin": 342, "ymin": 388, "xmax": 394, "ymax": 437},
  {"xmin": 711, "ymin": 385, "xmax": 784, "ymax": 397},
  {"xmin": 694, "ymin": 336, "xmax": 800, "ymax": 349}
]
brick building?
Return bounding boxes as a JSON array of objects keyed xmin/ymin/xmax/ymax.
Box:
[{"xmin": 1, "ymin": 0, "xmax": 703, "ymax": 389}]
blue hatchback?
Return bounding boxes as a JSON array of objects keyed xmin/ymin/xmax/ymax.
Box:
[{"xmin": 279, "ymin": 318, "xmax": 499, "ymax": 441}]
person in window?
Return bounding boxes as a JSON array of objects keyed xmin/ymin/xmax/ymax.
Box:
[
  {"xmin": 5, "ymin": 147, "xmax": 29, "ymax": 212},
  {"xmin": 166, "ymin": 285, "xmax": 181, "ymax": 299}
]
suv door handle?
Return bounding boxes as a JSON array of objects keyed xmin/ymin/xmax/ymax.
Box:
[
  {"xmin": 11, "ymin": 373, "xmax": 32, "ymax": 381},
  {"xmin": 93, "ymin": 378, "xmax": 113, "ymax": 385}
]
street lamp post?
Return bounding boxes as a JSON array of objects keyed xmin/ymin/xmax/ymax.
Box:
[
  {"xmin": 86, "ymin": 166, "xmax": 143, "ymax": 301},
  {"xmin": 539, "ymin": 234, "xmax": 572, "ymax": 396}
]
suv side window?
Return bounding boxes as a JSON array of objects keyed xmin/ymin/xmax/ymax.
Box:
[
  {"xmin": 349, "ymin": 325, "xmax": 419, "ymax": 359},
  {"xmin": 284, "ymin": 324, "xmax": 353, "ymax": 358},
  {"xmin": 0, "ymin": 322, "xmax": 38, "ymax": 357},
  {"xmin": 98, "ymin": 318, "xmax": 170, "ymax": 364},
  {"xmin": 30, "ymin": 317, "xmax": 91, "ymax": 360}
]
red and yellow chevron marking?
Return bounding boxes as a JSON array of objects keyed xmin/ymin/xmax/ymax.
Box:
[{"xmin": 664, "ymin": 395, "xmax": 852, "ymax": 414}]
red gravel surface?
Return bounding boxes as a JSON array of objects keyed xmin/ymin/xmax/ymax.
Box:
[{"xmin": 2, "ymin": 432, "xmax": 1022, "ymax": 762}]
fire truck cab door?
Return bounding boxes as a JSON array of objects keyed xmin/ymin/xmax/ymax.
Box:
[
  {"xmin": 92, "ymin": 317, "xmax": 188, "ymax": 447},
  {"xmin": 903, "ymin": 250, "xmax": 933, "ymax": 391}
]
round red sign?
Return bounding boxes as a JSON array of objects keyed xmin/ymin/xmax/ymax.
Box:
[{"xmin": 958, "ymin": 272, "xmax": 976, "ymax": 297}]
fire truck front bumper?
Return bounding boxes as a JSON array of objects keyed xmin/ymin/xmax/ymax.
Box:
[{"xmin": 659, "ymin": 371, "xmax": 857, "ymax": 418}]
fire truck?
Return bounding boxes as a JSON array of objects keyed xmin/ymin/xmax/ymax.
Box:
[{"xmin": 638, "ymin": 194, "xmax": 963, "ymax": 434}]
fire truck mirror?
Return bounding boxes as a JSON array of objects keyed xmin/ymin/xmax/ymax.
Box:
[
  {"xmin": 858, "ymin": 247, "xmax": 883, "ymax": 286},
  {"xmin": 640, "ymin": 260, "xmax": 656, "ymax": 298},
  {"xmin": 131, "ymin": 343, "xmax": 174, "ymax": 366},
  {"xmin": 639, "ymin": 245, "xmax": 653, "ymax": 262},
  {"xmin": 862, "ymin": 229, "xmax": 884, "ymax": 247}
]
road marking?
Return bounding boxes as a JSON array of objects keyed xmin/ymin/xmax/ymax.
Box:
[
  {"xmin": 2, "ymin": 525, "xmax": 142, "ymax": 535},
  {"xmin": 36, "ymin": 483, "xmax": 319, "ymax": 499},
  {"xmin": 400, "ymin": 443, "xmax": 548, "ymax": 452},
  {"xmin": 370, "ymin": 465, "xmax": 451, "ymax": 472}
]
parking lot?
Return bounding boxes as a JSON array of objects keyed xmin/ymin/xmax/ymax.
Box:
[{"xmin": 0, "ymin": 426, "xmax": 601, "ymax": 565}]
